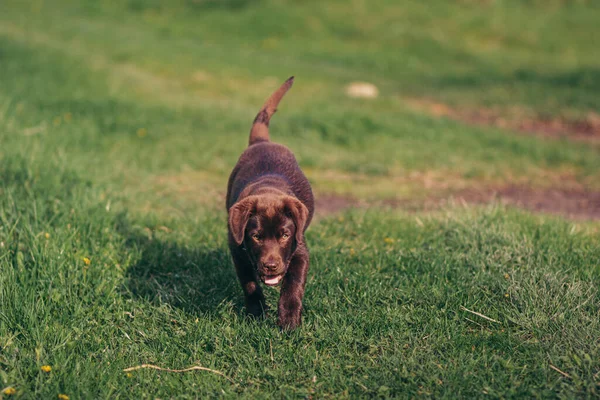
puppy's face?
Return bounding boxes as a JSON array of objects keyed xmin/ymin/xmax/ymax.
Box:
[
  {"xmin": 244, "ymin": 212, "xmax": 296, "ymax": 285},
  {"xmin": 229, "ymin": 195, "xmax": 308, "ymax": 286}
]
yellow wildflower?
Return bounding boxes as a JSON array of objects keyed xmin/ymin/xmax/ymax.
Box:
[
  {"xmin": 58, "ymin": 394, "xmax": 70, "ymax": 400},
  {"xmin": 45, "ymin": 232, "xmax": 51, "ymax": 239},
  {"xmin": 126, "ymin": 372, "xmax": 133, "ymax": 378},
  {"xmin": 82, "ymin": 257, "xmax": 91, "ymax": 266},
  {"xmin": 505, "ymin": 293, "xmax": 510, "ymax": 298},
  {"xmin": 504, "ymin": 273, "xmax": 510, "ymax": 279},
  {"xmin": 384, "ymin": 237, "xmax": 394, "ymax": 244},
  {"xmin": 3, "ymin": 387, "xmax": 16, "ymax": 395},
  {"xmin": 137, "ymin": 128, "xmax": 147, "ymax": 138},
  {"xmin": 349, "ymin": 248, "xmax": 356, "ymax": 256},
  {"xmin": 41, "ymin": 365, "xmax": 52, "ymax": 373}
]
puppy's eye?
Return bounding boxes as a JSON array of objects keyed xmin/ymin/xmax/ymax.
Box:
[
  {"xmin": 281, "ymin": 233, "xmax": 290, "ymax": 240},
  {"xmin": 251, "ymin": 233, "xmax": 261, "ymax": 241}
]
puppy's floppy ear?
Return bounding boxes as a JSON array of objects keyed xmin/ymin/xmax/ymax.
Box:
[
  {"xmin": 229, "ymin": 198, "xmax": 256, "ymax": 245},
  {"xmin": 284, "ymin": 197, "xmax": 309, "ymax": 244}
]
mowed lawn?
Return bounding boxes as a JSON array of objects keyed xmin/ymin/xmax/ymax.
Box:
[{"xmin": 1, "ymin": 0, "xmax": 600, "ymax": 398}]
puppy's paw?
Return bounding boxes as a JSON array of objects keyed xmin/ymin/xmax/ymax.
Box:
[
  {"xmin": 277, "ymin": 313, "xmax": 301, "ymax": 330},
  {"xmin": 247, "ymin": 304, "xmax": 268, "ymax": 319},
  {"xmin": 246, "ymin": 297, "xmax": 267, "ymax": 319},
  {"xmin": 277, "ymin": 299, "xmax": 302, "ymax": 330}
]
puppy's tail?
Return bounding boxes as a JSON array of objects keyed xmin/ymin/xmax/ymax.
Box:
[{"xmin": 248, "ymin": 76, "xmax": 294, "ymax": 145}]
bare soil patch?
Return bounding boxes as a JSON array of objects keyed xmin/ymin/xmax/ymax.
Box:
[
  {"xmin": 406, "ymin": 98, "xmax": 600, "ymax": 141},
  {"xmin": 454, "ymin": 185, "xmax": 600, "ymax": 220},
  {"xmin": 314, "ymin": 194, "xmax": 363, "ymax": 215},
  {"xmin": 315, "ymin": 185, "xmax": 600, "ymax": 220}
]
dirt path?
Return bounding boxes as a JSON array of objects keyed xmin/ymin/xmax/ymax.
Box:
[
  {"xmin": 315, "ymin": 185, "xmax": 600, "ymax": 220},
  {"xmin": 405, "ymin": 98, "xmax": 600, "ymax": 142},
  {"xmin": 452, "ymin": 185, "xmax": 600, "ymax": 220}
]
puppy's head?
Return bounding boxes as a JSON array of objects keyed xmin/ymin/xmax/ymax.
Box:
[{"xmin": 229, "ymin": 195, "xmax": 308, "ymax": 286}]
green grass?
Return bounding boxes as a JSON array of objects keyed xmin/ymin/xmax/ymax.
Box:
[
  {"xmin": 1, "ymin": 159, "xmax": 599, "ymax": 398},
  {"xmin": 1, "ymin": 0, "xmax": 600, "ymax": 398}
]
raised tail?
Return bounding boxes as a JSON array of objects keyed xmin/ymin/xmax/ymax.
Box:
[{"xmin": 248, "ymin": 76, "xmax": 294, "ymax": 145}]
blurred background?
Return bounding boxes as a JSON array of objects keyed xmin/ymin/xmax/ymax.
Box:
[
  {"xmin": 2, "ymin": 2, "xmax": 600, "ymax": 398},
  {"xmin": 1, "ymin": 0, "xmax": 599, "ymax": 219}
]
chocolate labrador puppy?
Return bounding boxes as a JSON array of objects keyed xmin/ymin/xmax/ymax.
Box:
[{"xmin": 226, "ymin": 77, "xmax": 314, "ymax": 330}]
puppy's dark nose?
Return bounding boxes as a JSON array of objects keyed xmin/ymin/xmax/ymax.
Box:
[{"xmin": 263, "ymin": 261, "xmax": 278, "ymax": 271}]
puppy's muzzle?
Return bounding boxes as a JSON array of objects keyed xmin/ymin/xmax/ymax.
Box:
[{"xmin": 259, "ymin": 260, "xmax": 285, "ymax": 286}]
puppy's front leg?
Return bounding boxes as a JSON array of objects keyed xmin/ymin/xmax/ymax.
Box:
[
  {"xmin": 278, "ymin": 244, "xmax": 309, "ymax": 330},
  {"xmin": 230, "ymin": 247, "xmax": 266, "ymax": 318}
]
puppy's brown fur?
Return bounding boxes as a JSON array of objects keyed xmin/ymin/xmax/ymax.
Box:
[{"xmin": 226, "ymin": 77, "xmax": 314, "ymax": 330}]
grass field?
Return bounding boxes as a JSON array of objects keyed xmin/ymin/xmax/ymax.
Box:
[{"xmin": 1, "ymin": 0, "xmax": 599, "ymax": 398}]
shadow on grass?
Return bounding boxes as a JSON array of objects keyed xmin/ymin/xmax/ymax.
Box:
[{"xmin": 119, "ymin": 220, "xmax": 241, "ymax": 315}]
